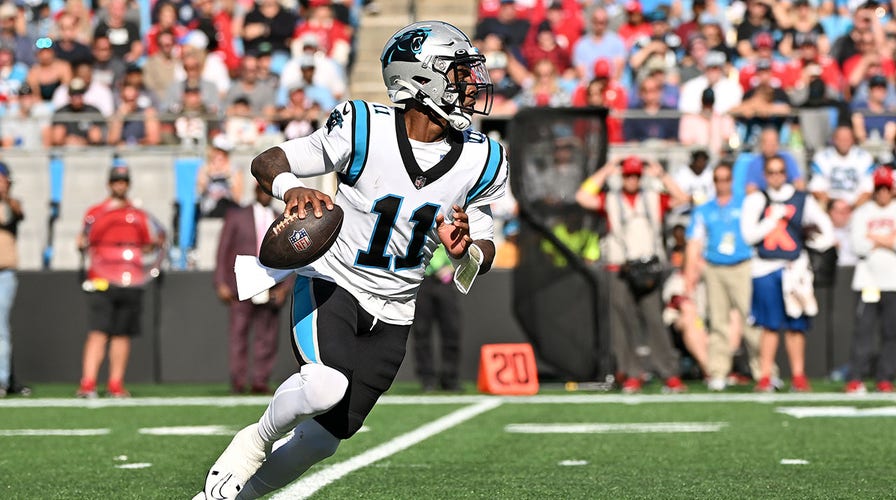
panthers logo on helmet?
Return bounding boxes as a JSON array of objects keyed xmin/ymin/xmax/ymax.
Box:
[{"xmin": 381, "ymin": 28, "xmax": 431, "ymax": 69}]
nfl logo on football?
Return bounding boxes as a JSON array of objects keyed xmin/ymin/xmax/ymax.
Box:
[{"xmin": 289, "ymin": 228, "xmax": 313, "ymax": 253}]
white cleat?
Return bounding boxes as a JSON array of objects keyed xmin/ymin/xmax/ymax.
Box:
[{"xmin": 202, "ymin": 423, "xmax": 270, "ymax": 500}]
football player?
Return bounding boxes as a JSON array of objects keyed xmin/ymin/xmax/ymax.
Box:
[{"xmin": 195, "ymin": 20, "xmax": 507, "ymax": 499}]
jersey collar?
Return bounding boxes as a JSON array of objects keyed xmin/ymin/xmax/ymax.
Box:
[{"xmin": 394, "ymin": 109, "xmax": 464, "ymax": 190}]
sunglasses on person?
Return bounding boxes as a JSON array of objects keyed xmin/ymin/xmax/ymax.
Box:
[{"xmin": 764, "ymin": 168, "xmax": 786, "ymax": 175}]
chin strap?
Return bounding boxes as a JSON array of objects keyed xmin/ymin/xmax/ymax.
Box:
[{"xmin": 392, "ymin": 79, "xmax": 471, "ymax": 131}]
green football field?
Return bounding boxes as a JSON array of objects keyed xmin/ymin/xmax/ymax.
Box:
[{"xmin": 1, "ymin": 382, "xmax": 894, "ymax": 499}]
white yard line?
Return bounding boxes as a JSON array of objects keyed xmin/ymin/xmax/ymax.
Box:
[
  {"xmin": 505, "ymin": 422, "xmax": 729, "ymax": 434},
  {"xmin": 270, "ymin": 399, "xmax": 503, "ymax": 500},
  {"xmin": 0, "ymin": 428, "xmax": 111, "ymax": 436},
  {"xmin": 1, "ymin": 392, "xmax": 896, "ymax": 408}
]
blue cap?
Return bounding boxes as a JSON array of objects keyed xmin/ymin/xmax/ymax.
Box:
[{"xmin": 0, "ymin": 162, "xmax": 9, "ymax": 178}]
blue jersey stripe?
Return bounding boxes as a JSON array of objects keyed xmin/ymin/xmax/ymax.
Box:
[
  {"xmin": 342, "ymin": 100, "xmax": 370, "ymax": 186},
  {"xmin": 292, "ymin": 276, "xmax": 319, "ymax": 364},
  {"xmin": 466, "ymin": 139, "xmax": 502, "ymax": 205}
]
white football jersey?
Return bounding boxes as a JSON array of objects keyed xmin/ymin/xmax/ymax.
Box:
[
  {"xmin": 808, "ymin": 146, "xmax": 875, "ymax": 205},
  {"xmin": 277, "ymin": 100, "xmax": 509, "ymax": 324}
]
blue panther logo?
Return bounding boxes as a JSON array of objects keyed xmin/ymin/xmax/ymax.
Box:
[{"xmin": 382, "ymin": 28, "xmax": 431, "ymax": 69}]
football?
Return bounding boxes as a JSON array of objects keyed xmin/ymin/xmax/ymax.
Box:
[{"xmin": 258, "ymin": 203, "xmax": 344, "ymax": 269}]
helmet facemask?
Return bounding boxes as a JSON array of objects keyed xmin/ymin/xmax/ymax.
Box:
[{"xmin": 436, "ymin": 51, "xmax": 494, "ymax": 118}]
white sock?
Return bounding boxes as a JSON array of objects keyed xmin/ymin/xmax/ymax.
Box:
[
  {"xmin": 237, "ymin": 420, "xmax": 341, "ymax": 499},
  {"xmin": 257, "ymin": 363, "xmax": 348, "ymax": 443}
]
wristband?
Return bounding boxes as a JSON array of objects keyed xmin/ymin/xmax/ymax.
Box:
[
  {"xmin": 271, "ymin": 172, "xmax": 304, "ymax": 200},
  {"xmin": 581, "ymin": 177, "xmax": 600, "ymax": 195},
  {"xmin": 453, "ymin": 244, "xmax": 483, "ymax": 295}
]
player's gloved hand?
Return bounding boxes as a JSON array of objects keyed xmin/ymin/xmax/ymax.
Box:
[
  {"xmin": 436, "ymin": 204, "xmax": 473, "ymax": 259},
  {"xmin": 283, "ymin": 187, "xmax": 334, "ymax": 219}
]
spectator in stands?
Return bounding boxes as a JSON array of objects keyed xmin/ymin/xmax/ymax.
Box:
[
  {"xmin": 540, "ymin": 0, "xmax": 583, "ymax": 50},
  {"xmin": 808, "ymin": 125, "xmax": 875, "ymax": 208},
  {"xmin": 0, "ymin": 161, "xmax": 21, "ymax": 397},
  {"xmin": 90, "ymin": 35, "xmax": 125, "ymax": 91},
  {"xmin": 76, "ymin": 162, "xmax": 165, "ymax": 398},
  {"xmin": 52, "ymin": 60, "xmax": 115, "ymax": 117},
  {"xmin": 729, "ymin": 59, "xmax": 793, "ymax": 142},
  {"xmin": 93, "ymin": 0, "xmax": 142, "ymax": 64},
  {"xmin": 253, "ymin": 43, "xmax": 279, "ymax": 92},
  {"xmin": 828, "ymin": 197, "xmax": 858, "ymax": 266},
  {"xmin": 286, "ymin": 34, "xmax": 347, "ymax": 103},
  {"xmin": 52, "ymin": 11, "xmax": 91, "ymax": 66},
  {"xmin": 170, "ymin": 82, "xmax": 210, "ymax": 146},
  {"xmin": 197, "ymin": 134, "xmax": 243, "ymax": 218},
  {"xmin": 2, "ymin": 84, "xmax": 50, "ymax": 148},
  {"xmin": 575, "ymin": 155, "xmax": 690, "ymax": 393},
  {"xmin": 678, "ymin": 87, "xmax": 736, "ymax": 157},
  {"xmin": 779, "ymin": 0, "xmax": 828, "ymax": 58},
  {"xmin": 241, "ymin": 0, "xmax": 299, "ymax": 63},
  {"xmin": 738, "ymin": 33, "xmax": 790, "ymax": 92},
  {"xmin": 293, "ymin": 1, "xmax": 353, "ymax": 70},
  {"xmin": 164, "ymin": 47, "xmax": 220, "ymax": 115},
  {"xmin": 740, "ymin": 154, "xmax": 835, "ymax": 392},
  {"xmin": 674, "ymin": 0, "xmax": 708, "ymax": 44},
  {"xmin": 685, "ymin": 161, "xmax": 755, "ymax": 390},
  {"xmin": 735, "ymin": 0, "xmax": 786, "ymax": 61},
  {"xmin": 482, "ymin": 50, "xmax": 521, "ymax": 116},
  {"xmin": 521, "ymin": 21, "xmax": 572, "ymax": 76},
  {"xmin": 276, "ymin": 54, "xmax": 335, "ymax": 113},
  {"xmin": 189, "ymin": 0, "xmax": 240, "ymax": 73},
  {"xmin": 0, "ymin": 40, "xmax": 27, "ymax": 101},
  {"xmin": 50, "ymin": 77, "xmax": 105, "ymax": 146},
  {"xmin": 629, "ymin": 9, "xmax": 681, "ymax": 83},
  {"xmin": 146, "ymin": 2, "xmax": 188, "ymax": 57},
  {"xmin": 277, "ymin": 86, "xmax": 321, "ymax": 140},
  {"xmin": 830, "ymin": 5, "xmax": 879, "ymax": 70},
  {"xmin": 182, "ymin": 31, "xmax": 231, "ymax": 97},
  {"xmin": 852, "ymin": 75, "xmax": 896, "ymax": 144},
  {"xmin": 679, "ymin": 51, "xmax": 742, "ymax": 115},
  {"xmin": 844, "ymin": 30, "xmax": 895, "ymax": 99},
  {"xmin": 572, "ymin": 7, "xmax": 626, "ymax": 81},
  {"xmin": 27, "ymin": 37, "xmax": 71, "ymax": 105},
  {"xmin": 412, "ymin": 245, "xmax": 464, "ymax": 392},
  {"xmin": 700, "ymin": 17, "xmax": 735, "ymax": 64},
  {"xmin": 627, "ymin": 58, "xmax": 679, "ymax": 108},
  {"xmin": 224, "ymin": 96, "xmax": 263, "ymax": 147},
  {"xmin": 107, "ymin": 83, "xmax": 161, "ymax": 146},
  {"xmin": 784, "ymin": 32, "xmax": 843, "ymax": 99},
  {"xmin": 475, "ymin": 0, "xmax": 531, "ymax": 63},
  {"xmin": 678, "ymin": 33, "xmax": 710, "ymax": 84},
  {"xmin": 672, "ymin": 149, "xmax": 715, "ymax": 215},
  {"xmin": 225, "ymin": 55, "xmax": 277, "ymax": 122},
  {"xmin": 143, "ymin": 30, "xmax": 180, "ymax": 102},
  {"xmin": 215, "ymin": 183, "xmax": 290, "ymax": 395},
  {"xmin": 623, "ymin": 75, "xmax": 679, "ymax": 142},
  {"xmin": 846, "ymin": 167, "xmax": 896, "ymax": 393},
  {"xmin": 515, "ymin": 57, "xmax": 571, "ymax": 108},
  {"xmin": 0, "ymin": 3, "xmax": 33, "ymax": 67},
  {"xmin": 617, "ymin": 1, "xmax": 652, "ymax": 50},
  {"xmin": 745, "ymin": 128, "xmax": 805, "ymax": 193},
  {"xmin": 57, "ymin": 0, "xmax": 94, "ymax": 44}
]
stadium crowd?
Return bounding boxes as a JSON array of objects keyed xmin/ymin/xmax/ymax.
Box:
[
  {"xmin": 473, "ymin": 0, "xmax": 896, "ymax": 394},
  {"xmin": 0, "ymin": 0, "xmax": 355, "ymax": 148}
]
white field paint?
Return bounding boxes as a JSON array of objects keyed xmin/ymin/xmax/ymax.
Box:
[
  {"xmin": 558, "ymin": 460, "xmax": 589, "ymax": 466},
  {"xmin": 115, "ymin": 463, "xmax": 152, "ymax": 469},
  {"xmin": 505, "ymin": 422, "xmax": 728, "ymax": 434},
  {"xmin": 776, "ymin": 406, "xmax": 896, "ymax": 418},
  {"xmin": 3, "ymin": 392, "xmax": 896, "ymax": 409},
  {"xmin": 780, "ymin": 459, "xmax": 810, "ymax": 465},
  {"xmin": 270, "ymin": 400, "xmax": 502, "ymax": 500},
  {"xmin": 138, "ymin": 425, "xmax": 234, "ymax": 436},
  {"xmin": 0, "ymin": 428, "xmax": 111, "ymax": 436}
]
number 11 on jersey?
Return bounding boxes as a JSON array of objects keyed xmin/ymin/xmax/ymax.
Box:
[{"xmin": 355, "ymin": 194, "xmax": 440, "ymax": 271}]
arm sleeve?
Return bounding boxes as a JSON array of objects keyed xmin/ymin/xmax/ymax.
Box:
[
  {"xmin": 276, "ymin": 101, "xmax": 356, "ymax": 178},
  {"xmin": 740, "ymin": 192, "xmax": 780, "ymax": 245}
]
